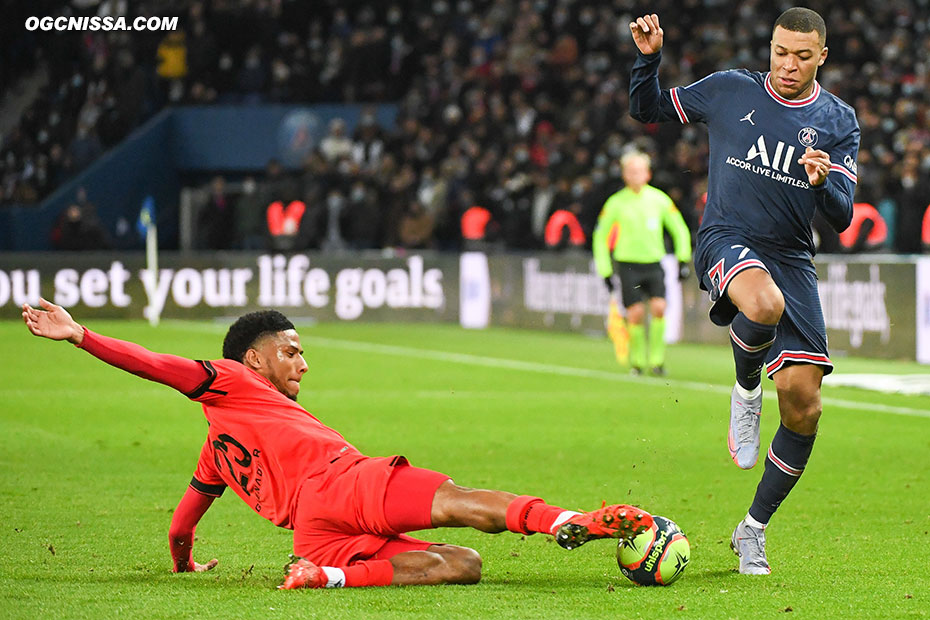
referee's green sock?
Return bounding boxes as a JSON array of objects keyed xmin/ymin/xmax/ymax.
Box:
[
  {"xmin": 648, "ymin": 316, "xmax": 666, "ymax": 368},
  {"xmin": 628, "ymin": 323, "xmax": 646, "ymax": 370}
]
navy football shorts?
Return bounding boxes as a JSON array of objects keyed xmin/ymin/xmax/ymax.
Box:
[{"xmin": 695, "ymin": 235, "xmax": 833, "ymax": 378}]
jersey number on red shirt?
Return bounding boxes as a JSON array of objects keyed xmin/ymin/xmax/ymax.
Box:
[{"xmin": 213, "ymin": 433, "xmax": 254, "ymax": 496}]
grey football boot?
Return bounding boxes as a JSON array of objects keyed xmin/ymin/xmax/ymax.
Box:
[
  {"xmin": 728, "ymin": 384, "xmax": 762, "ymax": 469},
  {"xmin": 730, "ymin": 519, "xmax": 771, "ymax": 574}
]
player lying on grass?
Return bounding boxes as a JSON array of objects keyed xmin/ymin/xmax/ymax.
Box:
[{"xmin": 23, "ymin": 299, "xmax": 653, "ymax": 589}]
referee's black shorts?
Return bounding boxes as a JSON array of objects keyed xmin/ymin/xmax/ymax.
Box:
[{"xmin": 616, "ymin": 261, "xmax": 666, "ymax": 306}]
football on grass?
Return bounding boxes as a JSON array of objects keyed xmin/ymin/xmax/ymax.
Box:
[{"xmin": 617, "ymin": 515, "xmax": 690, "ymax": 586}]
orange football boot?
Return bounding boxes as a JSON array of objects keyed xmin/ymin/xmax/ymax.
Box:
[{"xmin": 555, "ymin": 502, "xmax": 654, "ymax": 550}]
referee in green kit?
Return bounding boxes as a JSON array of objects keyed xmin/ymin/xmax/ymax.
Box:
[{"xmin": 593, "ymin": 151, "xmax": 692, "ymax": 376}]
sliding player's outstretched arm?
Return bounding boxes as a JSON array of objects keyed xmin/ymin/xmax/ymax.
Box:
[
  {"xmin": 169, "ymin": 485, "xmax": 219, "ymax": 573},
  {"xmin": 23, "ymin": 298, "xmax": 208, "ymax": 394},
  {"xmin": 22, "ymin": 297, "xmax": 86, "ymax": 344}
]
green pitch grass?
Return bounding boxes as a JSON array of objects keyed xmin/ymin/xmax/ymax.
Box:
[{"xmin": 1, "ymin": 320, "xmax": 928, "ymax": 619}]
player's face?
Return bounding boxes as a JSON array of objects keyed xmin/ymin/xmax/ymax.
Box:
[
  {"xmin": 255, "ymin": 329, "xmax": 308, "ymax": 400},
  {"xmin": 769, "ymin": 26, "xmax": 827, "ymax": 100}
]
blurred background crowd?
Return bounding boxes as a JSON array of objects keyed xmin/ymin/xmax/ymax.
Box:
[{"xmin": 2, "ymin": 0, "xmax": 929, "ymax": 253}]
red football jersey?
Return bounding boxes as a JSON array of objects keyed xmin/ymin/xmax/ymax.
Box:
[
  {"xmin": 75, "ymin": 328, "xmax": 369, "ymax": 530},
  {"xmin": 187, "ymin": 359, "xmax": 364, "ymax": 528}
]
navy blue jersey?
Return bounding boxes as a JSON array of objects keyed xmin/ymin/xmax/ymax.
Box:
[{"xmin": 630, "ymin": 51, "xmax": 859, "ymax": 266}]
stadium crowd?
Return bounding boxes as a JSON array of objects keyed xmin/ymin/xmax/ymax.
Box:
[{"xmin": 2, "ymin": 0, "xmax": 929, "ymax": 253}]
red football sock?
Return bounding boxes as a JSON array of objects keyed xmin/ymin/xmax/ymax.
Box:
[
  {"xmin": 506, "ymin": 496, "xmax": 566, "ymax": 535},
  {"xmin": 343, "ymin": 559, "xmax": 394, "ymax": 587},
  {"xmin": 525, "ymin": 502, "xmax": 569, "ymax": 535}
]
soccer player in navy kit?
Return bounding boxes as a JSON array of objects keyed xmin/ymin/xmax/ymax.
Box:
[{"xmin": 628, "ymin": 8, "xmax": 859, "ymax": 574}]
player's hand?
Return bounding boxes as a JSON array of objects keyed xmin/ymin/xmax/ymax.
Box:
[
  {"xmin": 176, "ymin": 558, "xmax": 219, "ymax": 573},
  {"xmin": 192, "ymin": 558, "xmax": 219, "ymax": 572},
  {"xmin": 22, "ymin": 298, "xmax": 84, "ymax": 345},
  {"xmin": 678, "ymin": 262, "xmax": 691, "ymax": 281},
  {"xmin": 604, "ymin": 277, "xmax": 615, "ymax": 293},
  {"xmin": 798, "ymin": 147, "xmax": 831, "ymax": 186},
  {"xmin": 630, "ymin": 14, "xmax": 664, "ymax": 55}
]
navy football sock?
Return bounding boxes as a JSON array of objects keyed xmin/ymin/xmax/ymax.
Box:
[
  {"xmin": 748, "ymin": 424, "xmax": 816, "ymax": 524},
  {"xmin": 729, "ymin": 313, "xmax": 777, "ymax": 391}
]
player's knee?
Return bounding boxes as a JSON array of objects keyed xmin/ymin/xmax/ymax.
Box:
[
  {"xmin": 745, "ymin": 288, "xmax": 784, "ymax": 324},
  {"xmin": 627, "ymin": 303, "xmax": 646, "ymax": 324},
  {"xmin": 429, "ymin": 546, "xmax": 481, "ymax": 584},
  {"xmin": 650, "ymin": 297, "xmax": 666, "ymax": 317},
  {"xmin": 781, "ymin": 404, "xmax": 821, "ymax": 433},
  {"xmin": 447, "ymin": 547, "xmax": 482, "ymax": 584},
  {"xmin": 778, "ymin": 384, "xmax": 822, "ymax": 432}
]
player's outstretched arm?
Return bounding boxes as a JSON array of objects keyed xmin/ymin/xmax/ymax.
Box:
[
  {"xmin": 630, "ymin": 14, "xmax": 664, "ymax": 55},
  {"xmin": 23, "ymin": 298, "xmax": 84, "ymax": 344},
  {"xmin": 24, "ymin": 298, "xmax": 208, "ymax": 394},
  {"xmin": 169, "ymin": 486, "xmax": 219, "ymax": 573}
]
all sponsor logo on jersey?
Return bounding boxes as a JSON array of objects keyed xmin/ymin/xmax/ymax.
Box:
[
  {"xmin": 746, "ymin": 135, "xmax": 795, "ymax": 173},
  {"xmin": 798, "ymin": 127, "xmax": 818, "ymax": 147},
  {"xmin": 724, "ymin": 135, "xmax": 810, "ymax": 189}
]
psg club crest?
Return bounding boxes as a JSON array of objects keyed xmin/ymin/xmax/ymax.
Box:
[{"xmin": 798, "ymin": 127, "xmax": 818, "ymax": 147}]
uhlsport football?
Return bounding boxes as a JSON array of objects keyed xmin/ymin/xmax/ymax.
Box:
[{"xmin": 617, "ymin": 515, "xmax": 690, "ymax": 585}]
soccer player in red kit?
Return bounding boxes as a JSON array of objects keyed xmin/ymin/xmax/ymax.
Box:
[{"xmin": 23, "ymin": 299, "xmax": 653, "ymax": 589}]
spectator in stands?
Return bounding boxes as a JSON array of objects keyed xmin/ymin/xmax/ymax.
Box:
[
  {"xmin": 51, "ymin": 200, "xmax": 111, "ymax": 251},
  {"xmin": 156, "ymin": 31, "xmax": 188, "ymax": 104},
  {"xmin": 893, "ymin": 154, "xmax": 930, "ymax": 253},
  {"xmin": 320, "ymin": 118, "xmax": 353, "ymax": 162},
  {"xmin": 297, "ymin": 188, "xmax": 328, "ymax": 251},
  {"xmin": 351, "ymin": 109, "xmax": 385, "ymax": 171},
  {"xmin": 197, "ymin": 176, "xmax": 235, "ymax": 250},
  {"xmin": 263, "ymin": 158, "xmax": 301, "ymax": 205},
  {"xmin": 235, "ymin": 176, "xmax": 268, "ymax": 251},
  {"xmin": 237, "ymin": 45, "xmax": 268, "ymax": 101},
  {"xmin": 341, "ymin": 181, "xmax": 381, "ymax": 250},
  {"xmin": 68, "ymin": 122, "xmax": 104, "ymax": 174},
  {"xmin": 398, "ymin": 200, "xmax": 434, "ymax": 250}
]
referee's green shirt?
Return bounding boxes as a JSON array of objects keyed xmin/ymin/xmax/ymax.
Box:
[{"xmin": 592, "ymin": 184, "xmax": 692, "ymax": 278}]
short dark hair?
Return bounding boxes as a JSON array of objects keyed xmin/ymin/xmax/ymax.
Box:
[
  {"xmin": 222, "ymin": 310, "xmax": 295, "ymax": 362},
  {"xmin": 774, "ymin": 7, "xmax": 826, "ymax": 46}
]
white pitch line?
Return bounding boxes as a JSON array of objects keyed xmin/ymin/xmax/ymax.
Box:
[{"xmin": 305, "ymin": 336, "xmax": 930, "ymax": 420}]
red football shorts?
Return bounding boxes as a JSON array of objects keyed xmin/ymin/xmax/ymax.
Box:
[{"xmin": 291, "ymin": 455, "xmax": 450, "ymax": 566}]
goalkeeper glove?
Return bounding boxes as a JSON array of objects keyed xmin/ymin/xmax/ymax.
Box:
[
  {"xmin": 678, "ymin": 262, "xmax": 691, "ymax": 281},
  {"xmin": 604, "ymin": 277, "xmax": 615, "ymax": 293}
]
